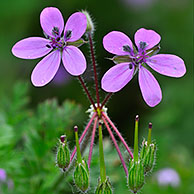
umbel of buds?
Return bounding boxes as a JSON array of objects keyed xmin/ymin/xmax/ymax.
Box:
[
  {"xmin": 95, "ymin": 177, "xmax": 113, "ymax": 194},
  {"xmin": 73, "ymin": 126, "xmax": 89, "ymax": 192},
  {"xmin": 56, "ymin": 135, "xmax": 70, "ymax": 170},
  {"xmin": 140, "ymin": 123, "xmax": 156, "ymax": 175}
]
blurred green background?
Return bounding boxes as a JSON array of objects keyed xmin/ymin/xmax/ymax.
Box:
[{"xmin": 0, "ymin": 0, "xmax": 193, "ymax": 193}]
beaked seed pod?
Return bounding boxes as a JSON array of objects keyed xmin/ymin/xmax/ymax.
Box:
[
  {"xmin": 74, "ymin": 159, "xmax": 89, "ymax": 192},
  {"xmin": 140, "ymin": 139, "xmax": 156, "ymax": 175},
  {"xmin": 128, "ymin": 159, "xmax": 144, "ymax": 193},
  {"xmin": 56, "ymin": 136, "xmax": 70, "ymax": 170},
  {"xmin": 95, "ymin": 177, "xmax": 113, "ymax": 194}
]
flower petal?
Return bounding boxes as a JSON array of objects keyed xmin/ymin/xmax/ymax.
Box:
[
  {"xmin": 101, "ymin": 63, "xmax": 134, "ymax": 92},
  {"xmin": 103, "ymin": 31, "xmax": 133, "ymax": 55},
  {"xmin": 135, "ymin": 28, "xmax": 161, "ymax": 50},
  {"xmin": 147, "ymin": 54, "xmax": 186, "ymax": 77},
  {"xmin": 138, "ymin": 66, "xmax": 162, "ymax": 107},
  {"xmin": 12, "ymin": 37, "xmax": 52, "ymax": 59},
  {"xmin": 31, "ymin": 50, "xmax": 61, "ymax": 87},
  {"xmin": 64, "ymin": 12, "xmax": 87, "ymax": 42},
  {"xmin": 40, "ymin": 7, "xmax": 64, "ymax": 37},
  {"xmin": 62, "ymin": 46, "xmax": 86, "ymax": 76}
]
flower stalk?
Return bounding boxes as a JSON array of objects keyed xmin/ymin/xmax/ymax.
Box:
[
  {"xmin": 88, "ymin": 118, "xmax": 98, "ymax": 168},
  {"xmin": 98, "ymin": 121, "xmax": 106, "ymax": 182},
  {"xmin": 102, "ymin": 112, "xmax": 133, "ymax": 158},
  {"xmin": 88, "ymin": 32, "xmax": 100, "ymax": 108},
  {"xmin": 103, "ymin": 117, "xmax": 128, "ymax": 176},
  {"xmin": 70, "ymin": 112, "xmax": 96, "ymax": 162},
  {"xmin": 100, "ymin": 92, "xmax": 113, "ymax": 109},
  {"xmin": 78, "ymin": 75, "xmax": 97, "ymax": 111}
]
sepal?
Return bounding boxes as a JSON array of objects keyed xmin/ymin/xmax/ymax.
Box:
[
  {"xmin": 146, "ymin": 45, "xmax": 161, "ymax": 57},
  {"xmin": 74, "ymin": 159, "xmax": 90, "ymax": 192},
  {"xmin": 66, "ymin": 38, "xmax": 87, "ymax": 47},
  {"xmin": 95, "ymin": 177, "xmax": 113, "ymax": 194},
  {"xmin": 111, "ymin": 55, "xmax": 132, "ymax": 64},
  {"xmin": 128, "ymin": 159, "xmax": 144, "ymax": 193},
  {"xmin": 140, "ymin": 139, "xmax": 156, "ymax": 175}
]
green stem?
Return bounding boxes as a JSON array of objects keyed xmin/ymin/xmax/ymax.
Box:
[
  {"xmin": 98, "ymin": 121, "xmax": 106, "ymax": 182},
  {"xmin": 134, "ymin": 116, "xmax": 139, "ymax": 162},
  {"xmin": 74, "ymin": 126, "xmax": 82, "ymax": 164}
]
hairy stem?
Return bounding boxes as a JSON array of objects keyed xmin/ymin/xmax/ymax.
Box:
[
  {"xmin": 88, "ymin": 33, "xmax": 100, "ymax": 107},
  {"xmin": 102, "ymin": 112, "xmax": 133, "ymax": 159},
  {"xmin": 100, "ymin": 93, "xmax": 113, "ymax": 109},
  {"xmin": 103, "ymin": 117, "xmax": 128, "ymax": 176},
  {"xmin": 78, "ymin": 75, "xmax": 97, "ymax": 111}
]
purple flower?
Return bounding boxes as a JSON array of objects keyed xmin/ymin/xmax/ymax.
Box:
[
  {"xmin": 156, "ymin": 168, "xmax": 180, "ymax": 187},
  {"xmin": 101, "ymin": 28, "xmax": 186, "ymax": 107},
  {"xmin": 0, "ymin": 168, "xmax": 6, "ymax": 182},
  {"xmin": 12, "ymin": 7, "xmax": 87, "ymax": 87}
]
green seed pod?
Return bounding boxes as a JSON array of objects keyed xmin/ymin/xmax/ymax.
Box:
[
  {"xmin": 56, "ymin": 135, "xmax": 70, "ymax": 170},
  {"xmin": 140, "ymin": 139, "xmax": 156, "ymax": 175},
  {"xmin": 95, "ymin": 177, "xmax": 113, "ymax": 194},
  {"xmin": 128, "ymin": 159, "xmax": 144, "ymax": 193},
  {"xmin": 74, "ymin": 159, "xmax": 89, "ymax": 192}
]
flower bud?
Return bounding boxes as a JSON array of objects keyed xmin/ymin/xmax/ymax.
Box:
[
  {"xmin": 128, "ymin": 159, "xmax": 144, "ymax": 193},
  {"xmin": 82, "ymin": 11, "xmax": 94, "ymax": 33},
  {"xmin": 95, "ymin": 177, "xmax": 113, "ymax": 194},
  {"xmin": 56, "ymin": 135, "xmax": 70, "ymax": 170},
  {"xmin": 140, "ymin": 139, "xmax": 156, "ymax": 175},
  {"xmin": 74, "ymin": 159, "xmax": 89, "ymax": 192}
]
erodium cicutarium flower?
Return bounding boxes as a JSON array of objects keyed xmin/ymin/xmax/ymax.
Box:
[
  {"xmin": 101, "ymin": 28, "xmax": 186, "ymax": 107},
  {"xmin": 12, "ymin": 7, "xmax": 87, "ymax": 87}
]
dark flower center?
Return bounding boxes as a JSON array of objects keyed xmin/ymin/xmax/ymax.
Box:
[
  {"xmin": 45, "ymin": 27, "xmax": 70, "ymax": 51},
  {"xmin": 123, "ymin": 44, "xmax": 149, "ymax": 68}
]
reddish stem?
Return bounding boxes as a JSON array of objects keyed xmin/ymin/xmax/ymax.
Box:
[
  {"xmin": 88, "ymin": 118, "xmax": 98, "ymax": 168},
  {"xmin": 102, "ymin": 112, "xmax": 133, "ymax": 159},
  {"xmin": 78, "ymin": 76, "xmax": 97, "ymax": 111},
  {"xmin": 100, "ymin": 93, "xmax": 113, "ymax": 109},
  {"xmin": 70, "ymin": 113, "xmax": 97, "ymax": 162},
  {"xmin": 103, "ymin": 117, "xmax": 128, "ymax": 176},
  {"xmin": 88, "ymin": 33, "xmax": 100, "ymax": 107}
]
